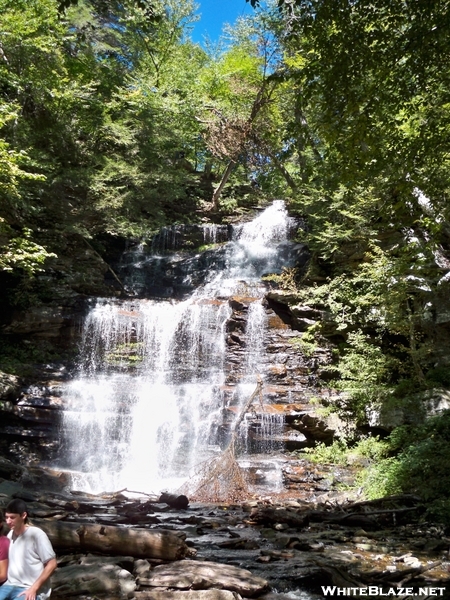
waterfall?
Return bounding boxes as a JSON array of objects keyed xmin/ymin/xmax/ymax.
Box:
[{"xmin": 60, "ymin": 201, "xmax": 298, "ymax": 494}]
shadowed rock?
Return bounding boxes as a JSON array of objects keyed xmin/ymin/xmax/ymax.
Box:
[{"xmin": 138, "ymin": 560, "xmax": 269, "ymax": 597}]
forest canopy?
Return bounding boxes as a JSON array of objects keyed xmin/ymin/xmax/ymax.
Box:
[
  {"xmin": 1, "ymin": 0, "xmax": 449, "ymax": 246},
  {"xmin": 1, "ymin": 0, "xmax": 450, "ymax": 362}
]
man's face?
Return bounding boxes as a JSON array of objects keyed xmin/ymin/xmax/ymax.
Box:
[{"xmin": 5, "ymin": 512, "xmax": 27, "ymax": 532}]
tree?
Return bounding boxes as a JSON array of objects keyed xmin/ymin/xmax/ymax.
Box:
[
  {"xmin": 195, "ymin": 4, "xmax": 297, "ymax": 209},
  {"xmin": 242, "ymin": 0, "xmax": 450, "ymax": 400},
  {"xmin": 0, "ymin": 0, "xmax": 211, "ymax": 308}
]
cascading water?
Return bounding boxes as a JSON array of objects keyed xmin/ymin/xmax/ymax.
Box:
[{"xmin": 60, "ymin": 201, "xmax": 300, "ymax": 494}]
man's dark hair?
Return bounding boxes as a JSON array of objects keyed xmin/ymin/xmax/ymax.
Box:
[{"xmin": 6, "ymin": 499, "xmax": 29, "ymax": 522}]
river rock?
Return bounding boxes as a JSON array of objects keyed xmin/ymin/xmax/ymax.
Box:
[
  {"xmin": 52, "ymin": 556, "xmax": 136, "ymax": 598},
  {"xmin": 138, "ymin": 560, "xmax": 269, "ymax": 597}
]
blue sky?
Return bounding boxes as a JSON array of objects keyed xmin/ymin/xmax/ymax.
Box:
[{"xmin": 191, "ymin": 0, "xmax": 254, "ymax": 44}]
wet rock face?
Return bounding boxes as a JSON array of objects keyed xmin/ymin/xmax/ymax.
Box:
[
  {"xmin": 120, "ymin": 246, "xmax": 231, "ymax": 298},
  {"xmin": 220, "ymin": 293, "xmax": 337, "ymax": 454},
  {"xmin": 0, "ymin": 371, "xmax": 20, "ymax": 400},
  {"xmin": 0, "ymin": 213, "xmax": 319, "ymax": 471},
  {"xmin": 0, "ymin": 365, "xmax": 69, "ymax": 465},
  {"xmin": 119, "ymin": 225, "xmax": 232, "ymax": 298},
  {"xmin": 0, "ymin": 291, "xmax": 339, "ymax": 470},
  {"xmin": 1, "ymin": 294, "xmax": 89, "ymax": 345},
  {"xmin": 150, "ymin": 224, "xmax": 231, "ymax": 253},
  {"xmin": 3, "ymin": 306, "xmax": 73, "ymax": 338},
  {"xmin": 120, "ymin": 254, "xmax": 311, "ymax": 301}
]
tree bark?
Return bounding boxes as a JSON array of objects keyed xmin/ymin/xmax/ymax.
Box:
[
  {"xmin": 265, "ymin": 148, "xmax": 298, "ymax": 191},
  {"xmin": 406, "ymin": 298, "xmax": 426, "ymax": 383},
  {"xmin": 211, "ymin": 160, "xmax": 236, "ymax": 211},
  {"xmin": 33, "ymin": 519, "xmax": 188, "ymax": 560}
]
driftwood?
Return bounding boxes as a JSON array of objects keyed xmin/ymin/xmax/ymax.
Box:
[
  {"xmin": 247, "ymin": 484, "xmax": 426, "ymax": 533},
  {"xmin": 133, "ymin": 592, "xmax": 240, "ymax": 600},
  {"xmin": 249, "ymin": 506, "xmax": 378, "ymax": 529},
  {"xmin": 398, "ymin": 561, "xmax": 442, "ymax": 587},
  {"xmin": 347, "ymin": 494, "xmax": 423, "ymax": 510},
  {"xmin": 313, "ymin": 560, "xmax": 363, "ymax": 588},
  {"xmin": 306, "ymin": 509, "xmax": 378, "ymax": 528},
  {"xmin": 183, "ymin": 378, "xmax": 264, "ymax": 502},
  {"xmin": 33, "ymin": 519, "xmax": 188, "ymax": 561}
]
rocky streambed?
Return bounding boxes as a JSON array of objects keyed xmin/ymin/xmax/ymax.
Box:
[{"xmin": 1, "ymin": 459, "xmax": 449, "ymax": 600}]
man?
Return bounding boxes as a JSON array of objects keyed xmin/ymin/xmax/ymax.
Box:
[{"xmin": 0, "ymin": 499, "xmax": 57, "ymax": 600}]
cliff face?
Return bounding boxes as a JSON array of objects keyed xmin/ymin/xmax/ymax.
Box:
[
  {"xmin": 0, "ymin": 214, "xmax": 329, "ymax": 479},
  {"xmin": 1, "ymin": 217, "xmax": 449, "ymax": 485},
  {"xmin": 0, "ymin": 293, "xmax": 346, "ymax": 495}
]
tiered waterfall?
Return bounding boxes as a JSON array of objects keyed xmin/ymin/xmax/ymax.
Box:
[{"xmin": 60, "ymin": 201, "xmax": 303, "ymax": 494}]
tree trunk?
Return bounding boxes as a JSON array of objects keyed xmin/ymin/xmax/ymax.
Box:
[
  {"xmin": 266, "ymin": 149, "xmax": 297, "ymax": 191},
  {"xmin": 33, "ymin": 519, "xmax": 188, "ymax": 560},
  {"xmin": 406, "ymin": 298, "xmax": 425, "ymax": 383},
  {"xmin": 211, "ymin": 160, "xmax": 236, "ymax": 211}
]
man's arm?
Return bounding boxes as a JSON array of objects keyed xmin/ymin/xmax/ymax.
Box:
[{"xmin": 19, "ymin": 557, "xmax": 57, "ymax": 600}]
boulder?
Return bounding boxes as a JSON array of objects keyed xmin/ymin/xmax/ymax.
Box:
[
  {"xmin": 52, "ymin": 556, "xmax": 136, "ymax": 598},
  {"xmin": 0, "ymin": 456, "xmax": 23, "ymax": 479},
  {"xmin": 290, "ymin": 305, "xmax": 323, "ymax": 320},
  {"xmin": 138, "ymin": 560, "xmax": 269, "ymax": 597},
  {"xmin": 285, "ymin": 413, "xmax": 336, "ymax": 444},
  {"xmin": 367, "ymin": 388, "xmax": 450, "ymax": 432}
]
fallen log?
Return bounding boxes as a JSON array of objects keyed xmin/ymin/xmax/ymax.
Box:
[
  {"xmin": 399, "ymin": 560, "xmax": 442, "ymax": 586},
  {"xmin": 312, "ymin": 559, "xmax": 363, "ymax": 588},
  {"xmin": 373, "ymin": 560, "xmax": 443, "ymax": 586},
  {"xmin": 133, "ymin": 592, "xmax": 242, "ymax": 600},
  {"xmin": 347, "ymin": 494, "xmax": 422, "ymax": 509},
  {"xmin": 32, "ymin": 519, "xmax": 188, "ymax": 561},
  {"xmin": 249, "ymin": 507, "xmax": 377, "ymax": 529}
]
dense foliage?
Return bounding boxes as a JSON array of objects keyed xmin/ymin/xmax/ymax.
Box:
[{"xmin": 1, "ymin": 0, "xmax": 450, "ymax": 514}]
